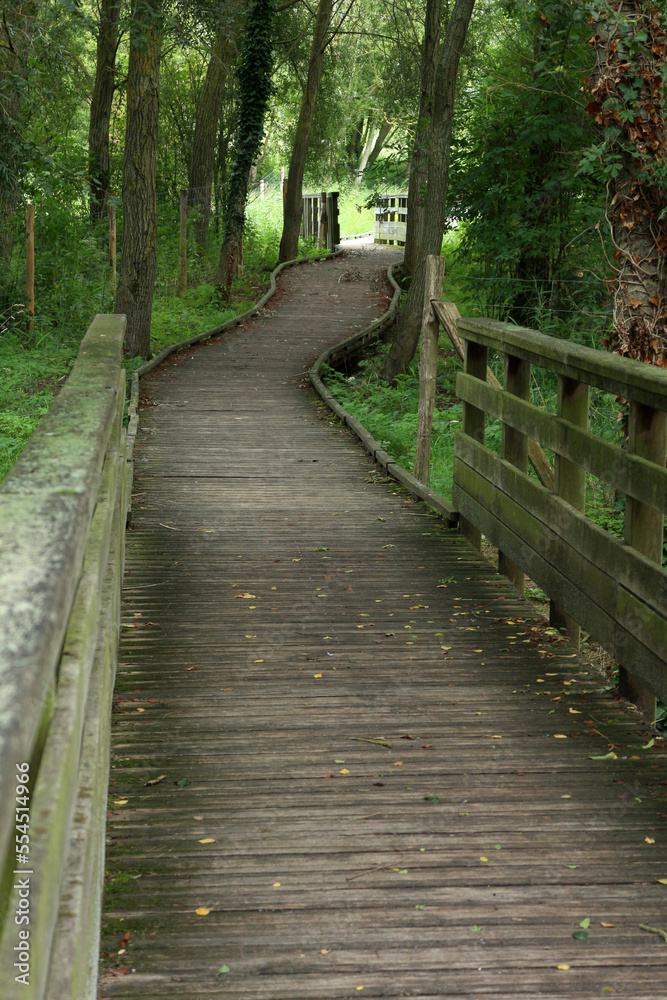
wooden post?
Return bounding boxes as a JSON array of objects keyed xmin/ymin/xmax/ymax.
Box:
[
  {"xmin": 498, "ymin": 353, "xmax": 531, "ymax": 593},
  {"xmin": 415, "ymin": 255, "xmax": 446, "ymax": 484},
  {"xmin": 618, "ymin": 401, "xmax": 667, "ymax": 718},
  {"xmin": 461, "ymin": 338, "xmax": 487, "ymax": 552},
  {"xmin": 178, "ymin": 188, "xmax": 187, "ymax": 296},
  {"xmin": 26, "ymin": 204, "xmax": 34, "ymax": 336},
  {"xmin": 108, "ymin": 204, "xmax": 117, "ymax": 292},
  {"xmin": 318, "ymin": 191, "xmax": 328, "ymax": 251},
  {"xmin": 549, "ymin": 375, "xmax": 589, "ymax": 646}
]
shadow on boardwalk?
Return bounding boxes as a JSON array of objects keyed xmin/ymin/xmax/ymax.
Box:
[{"xmin": 101, "ymin": 247, "xmax": 667, "ymax": 999}]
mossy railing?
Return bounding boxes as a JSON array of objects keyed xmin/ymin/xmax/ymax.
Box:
[
  {"xmin": 444, "ymin": 308, "xmax": 667, "ymax": 715},
  {"xmin": 0, "ymin": 315, "xmax": 128, "ymax": 999}
]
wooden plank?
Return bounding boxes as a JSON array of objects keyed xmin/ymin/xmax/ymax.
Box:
[
  {"xmin": 456, "ymin": 373, "xmax": 667, "ymax": 512},
  {"xmin": 458, "ymin": 316, "xmax": 667, "ymax": 412},
  {"xmin": 498, "ymin": 353, "xmax": 530, "ymax": 593},
  {"xmin": 460, "ymin": 339, "xmax": 487, "ymax": 550}
]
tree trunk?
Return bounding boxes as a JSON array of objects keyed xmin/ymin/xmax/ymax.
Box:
[
  {"xmin": 278, "ymin": 0, "xmax": 334, "ymax": 263},
  {"xmin": 88, "ymin": 0, "xmax": 121, "ymax": 222},
  {"xmin": 401, "ymin": 0, "xmax": 441, "ymax": 278},
  {"xmin": 115, "ymin": 0, "xmax": 161, "ymax": 358},
  {"xmin": 215, "ymin": 0, "xmax": 276, "ymax": 293},
  {"xmin": 363, "ymin": 120, "xmax": 394, "ymax": 175},
  {"xmin": 0, "ymin": 1, "xmax": 35, "ymax": 265},
  {"xmin": 189, "ymin": 23, "xmax": 237, "ymax": 247},
  {"xmin": 586, "ymin": 1, "xmax": 667, "ymax": 367},
  {"xmin": 384, "ymin": 0, "xmax": 476, "ymax": 382}
]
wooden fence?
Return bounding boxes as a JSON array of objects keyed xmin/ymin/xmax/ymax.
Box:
[
  {"xmin": 0, "ymin": 315, "xmax": 128, "ymax": 999},
  {"xmin": 302, "ymin": 191, "xmax": 340, "ymax": 250},
  {"xmin": 433, "ymin": 302, "xmax": 667, "ymax": 714},
  {"xmin": 373, "ymin": 193, "xmax": 407, "ymax": 246}
]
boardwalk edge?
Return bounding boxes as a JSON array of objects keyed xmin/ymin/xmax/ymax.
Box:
[{"xmin": 309, "ymin": 260, "xmax": 458, "ymax": 527}]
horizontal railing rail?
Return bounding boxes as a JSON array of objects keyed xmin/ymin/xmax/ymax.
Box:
[
  {"xmin": 0, "ymin": 315, "xmax": 127, "ymax": 999},
  {"xmin": 446, "ymin": 312, "xmax": 667, "ymax": 713}
]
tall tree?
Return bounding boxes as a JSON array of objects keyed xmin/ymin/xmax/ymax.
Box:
[
  {"xmin": 585, "ymin": 0, "xmax": 667, "ymax": 366},
  {"xmin": 384, "ymin": 0, "xmax": 476, "ymax": 381},
  {"xmin": 214, "ymin": 0, "xmax": 276, "ymax": 293},
  {"xmin": 402, "ymin": 0, "xmax": 441, "ymax": 278},
  {"xmin": 278, "ymin": 0, "xmax": 334, "ymax": 263},
  {"xmin": 88, "ymin": 0, "xmax": 122, "ymax": 221},
  {"xmin": 188, "ymin": 9, "xmax": 239, "ymax": 247},
  {"xmin": 115, "ymin": 0, "xmax": 161, "ymax": 358}
]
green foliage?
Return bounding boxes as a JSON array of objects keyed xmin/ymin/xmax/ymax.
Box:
[{"xmin": 448, "ymin": 0, "xmax": 609, "ymax": 333}]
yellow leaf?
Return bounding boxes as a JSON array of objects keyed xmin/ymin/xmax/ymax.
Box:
[
  {"xmin": 137, "ymin": 707, "xmax": 145, "ymax": 713},
  {"xmin": 340, "ymin": 769, "xmax": 349, "ymax": 774},
  {"xmin": 198, "ymin": 838, "xmax": 216, "ymax": 844},
  {"xmin": 235, "ymin": 593, "xmax": 256, "ymax": 598},
  {"xmin": 600, "ymin": 922, "xmax": 615, "ymax": 928},
  {"xmin": 196, "ymin": 908, "xmax": 210, "ymax": 916},
  {"xmin": 645, "ymin": 837, "xmax": 656, "ymax": 844},
  {"xmin": 272, "ymin": 882, "xmax": 281, "ymax": 887},
  {"xmin": 254, "ymin": 659, "xmax": 264, "ymax": 663},
  {"xmin": 319, "ymin": 949, "xmax": 331, "ymax": 954},
  {"xmin": 113, "ymin": 799, "xmax": 128, "ymax": 806},
  {"xmin": 557, "ymin": 964, "xmax": 571, "ymax": 971},
  {"xmin": 569, "ymin": 708, "xmax": 581, "ymax": 714},
  {"xmin": 313, "ymin": 673, "xmax": 322, "ymax": 678},
  {"xmin": 553, "ymin": 734, "xmax": 568, "ymax": 739},
  {"xmin": 479, "ymin": 857, "xmax": 488, "ymax": 862},
  {"xmin": 394, "ymin": 761, "xmax": 404, "ymax": 766}
]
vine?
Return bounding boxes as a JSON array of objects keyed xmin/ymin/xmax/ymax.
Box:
[{"xmin": 582, "ymin": 1, "xmax": 667, "ymax": 366}]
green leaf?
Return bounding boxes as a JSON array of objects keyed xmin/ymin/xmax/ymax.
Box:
[
  {"xmin": 588, "ymin": 752, "xmax": 617, "ymax": 760},
  {"xmin": 217, "ymin": 965, "xmax": 230, "ymax": 975},
  {"xmin": 415, "ymin": 905, "xmax": 426, "ymax": 910},
  {"xmin": 175, "ymin": 778, "xmax": 191, "ymax": 787},
  {"xmin": 424, "ymin": 794, "xmax": 440, "ymax": 804},
  {"xmin": 580, "ymin": 917, "xmax": 591, "ymax": 929},
  {"xmin": 572, "ymin": 930, "xmax": 588, "ymax": 941},
  {"xmin": 641, "ymin": 739, "xmax": 655, "ymax": 750}
]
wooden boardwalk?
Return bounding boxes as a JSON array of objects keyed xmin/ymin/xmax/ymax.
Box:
[{"xmin": 101, "ymin": 248, "xmax": 667, "ymax": 999}]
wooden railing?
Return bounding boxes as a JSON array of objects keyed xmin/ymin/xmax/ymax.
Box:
[
  {"xmin": 433, "ymin": 303, "xmax": 667, "ymax": 714},
  {"xmin": 373, "ymin": 193, "xmax": 407, "ymax": 246},
  {"xmin": 0, "ymin": 315, "xmax": 127, "ymax": 999},
  {"xmin": 302, "ymin": 191, "xmax": 340, "ymax": 250}
]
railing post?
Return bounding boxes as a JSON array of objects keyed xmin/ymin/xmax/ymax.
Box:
[
  {"xmin": 318, "ymin": 191, "xmax": 328, "ymax": 250},
  {"xmin": 498, "ymin": 353, "xmax": 530, "ymax": 592},
  {"xmin": 178, "ymin": 188, "xmax": 188, "ymax": 296},
  {"xmin": 550, "ymin": 374, "xmax": 589, "ymax": 646},
  {"xmin": 461, "ymin": 337, "xmax": 487, "ymax": 551},
  {"xmin": 415, "ymin": 255, "xmax": 445, "ymax": 484},
  {"xmin": 618, "ymin": 401, "xmax": 667, "ymax": 718}
]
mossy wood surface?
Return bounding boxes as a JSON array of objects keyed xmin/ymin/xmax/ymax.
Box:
[{"xmin": 0, "ymin": 315, "xmax": 127, "ymax": 1000}]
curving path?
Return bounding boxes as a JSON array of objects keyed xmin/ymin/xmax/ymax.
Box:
[{"xmin": 100, "ymin": 246, "xmax": 667, "ymax": 999}]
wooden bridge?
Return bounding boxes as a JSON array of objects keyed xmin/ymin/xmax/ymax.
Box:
[{"xmin": 1, "ymin": 245, "xmax": 667, "ymax": 999}]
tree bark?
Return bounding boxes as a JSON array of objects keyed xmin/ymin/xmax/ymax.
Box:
[
  {"xmin": 401, "ymin": 0, "xmax": 441, "ymax": 278},
  {"xmin": 384, "ymin": 0, "xmax": 476, "ymax": 382},
  {"xmin": 115, "ymin": 0, "xmax": 161, "ymax": 358},
  {"xmin": 586, "ymin": 1, "xmax": 667, "ymax": 367},
  {"xmin": 189, "ymin": 18, "xmax": 238, "ymax": 248},
  {"xmin": 215, "ymin": 0, "xmax": 276, "ymax": 293},
  {"xmin": 0, "ymin": 1, "xmax": 35, "ymax": 264},
  {"xmin": 278, "ymin": 0, "xmax": 334, "ymax": 263},
  {"xmin": 88, "ymin": 0, "xmax": 121, "ymax": 222}
]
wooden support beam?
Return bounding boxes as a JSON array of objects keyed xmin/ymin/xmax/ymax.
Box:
[
  {"xmin": 550, "ymin": 374, "xmax": 588, "ymax": 647},
  {"xmin": 618, "ymin": 401, "xmax": 667, "ymax": 719},
  {"xmin": 460, "ymin": 337, "xmax": 487, "ymax": 552},
  {"xmin": 498, "ymin": 353, "xmax": 530, "ymax": 593},
  {"xmin": 415, "ymin": 255, "xmax": 445, "ymax": 485}
]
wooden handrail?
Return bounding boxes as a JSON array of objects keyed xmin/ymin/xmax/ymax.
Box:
[
  {"xmin": 0, "ymin": 314, "xmax": 127, "ymax": 999},
  {"xmin": 449, "ymin": 314, "xmax": 667, "ymax": 716}
]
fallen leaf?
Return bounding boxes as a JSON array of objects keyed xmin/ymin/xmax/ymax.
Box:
[
  {"xmin": 645, "ymin": 837, "xmax": 656, "ymax": 844},
  {"xmin": 572, "ymin": 930, "xmax": 588, "ymax": 940},
  {"xmin": 319, "ymin": 949, "xmax": 331, "ymax": 954},
  {"xmin": 340, "ymin": 769, "xmax": 349, "ymax": 774},
  {"xmin": 642, "ymin": 739, "xmax": 655, "ymax": 749},
  {"xmin": 393, "ymin": 761, "xmax": 404, "ymax": 766},
  {"xmin": 175, "ymin": 778, "xmax": 191, "ymax": 787},
  {"xmin": 401, "ymin": 734, "xmax": 415, "ymax": 740},
  {"xmin": 557, "ymin": 964, "xmax": 571, "ymax": 971},
  {"xmin": 136, "ymin": 707, "xmax": 145, "ymax": 713},
  {"xmin": 479, "ymin": 856, "xmax": 488, "ymax": 862},
  {"xmin": 217, "ymin": 966, "xmax": 230, "ymax": 975},
  {"xmin": 601, "ymin": 922, "xmax": 615, "ymax": 928},
  {"xmin": 144, "ymin": 775, "xmax": 167, "ymax": 786},
  {"xmin": 589, "ymin": 752, "xmax": 617, "ymax": 760},
  {"xmin": 198, "ymin": 838, "xmax": 216, "ymax": 844},
  {"xmin": 113, "ymin": 799, "xmax": 128, "ymax": 806},
  {"xmin": 234, "ymin": 593, "xmax": 256, "ymax": 598},
  {"xmin": 272, "ymin": 882, "xmax": 281, "ymax": 887},
  {"xmin": 553, "ymin": 734, "xmax": 568, "ymax": 739},
  {"xmin": 196, "ymin": 908, "xmax": 210, "ymax": 916},
  {"xmin": 254, "ymin": 659, "xmax": 264, "ymax": 663},
  {"xmin": 313, "ymin": 673, "xmax": 322, "ymax": 678},
  {"xmin": 580, "ymin": 917, "xmax": 591, "ymax": 929}
]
